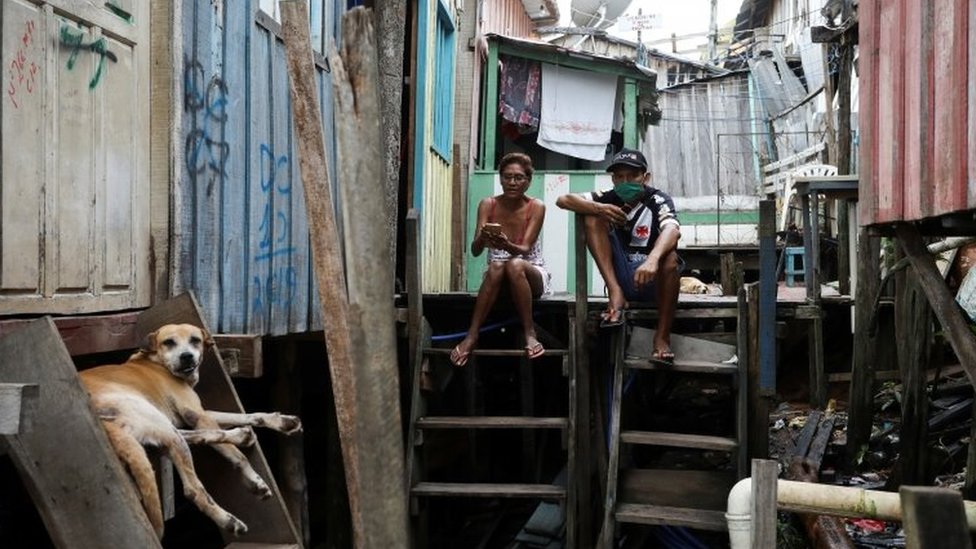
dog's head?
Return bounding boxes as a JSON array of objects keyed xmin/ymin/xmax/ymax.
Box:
[{"xmin": 140, "ymin": 324, "xmax": 212, "ymax": 385}]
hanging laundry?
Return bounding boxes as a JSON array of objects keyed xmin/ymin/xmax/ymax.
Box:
[
  {"xmin": 538, "ymin": 63, "xmax": 618, "ymax": 161},
  {"xmin": 499, "ymin": 54, "xmax": 541, "ymax": 130}
]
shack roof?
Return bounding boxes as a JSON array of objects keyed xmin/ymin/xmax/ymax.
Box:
[{"xmin": 486, "ymin": 33, "xmax": 658, "ymax": 84}]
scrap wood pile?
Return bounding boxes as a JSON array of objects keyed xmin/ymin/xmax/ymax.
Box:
[{"xmin": 767, "ymin": 368, "xmax": 976, "ymax": 549}]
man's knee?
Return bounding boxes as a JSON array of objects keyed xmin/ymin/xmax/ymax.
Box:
[
  {"xmin": 661, "ymin": 251, "xmax": 679, "ymax": 275},
  {"xmin": 583, "ymin": 214, "xmax": 609, "ymax": 233}
]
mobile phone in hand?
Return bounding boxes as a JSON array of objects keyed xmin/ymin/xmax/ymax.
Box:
[{"xmin": 482, "ymin": 223, "xmax": 502, "ymax": 235}]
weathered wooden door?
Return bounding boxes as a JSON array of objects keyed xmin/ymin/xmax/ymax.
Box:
[{"xmin": 1, "ymin": 0, "xmax": 150, "ymax": 314}]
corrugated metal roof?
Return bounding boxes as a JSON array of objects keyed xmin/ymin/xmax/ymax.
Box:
[
  {"xmin": 488, "ymin": 33, "xmax": 658, "ymax": 83},
  {"xmin": 520, "ymin": 0, "xmax": 560, "ymax": 25}
]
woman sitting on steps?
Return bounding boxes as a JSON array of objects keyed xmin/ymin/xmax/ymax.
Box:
[{"xmin": 450, "ymin": 152, "xmax": 551, "ymax": 367}]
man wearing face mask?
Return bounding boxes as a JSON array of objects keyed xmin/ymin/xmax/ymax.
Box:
[{"xmin": 556, "ymin": 148, "xmax": 682, "ymax": 364}]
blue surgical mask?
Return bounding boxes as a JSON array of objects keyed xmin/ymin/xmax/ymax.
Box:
[{"xmin": 614, "ymin": 182, "xmax": 645, "ymax": 203}]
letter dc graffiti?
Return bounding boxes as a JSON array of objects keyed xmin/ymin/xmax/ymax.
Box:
[{"xmin": 251, "ymin": 143, "xmax": 296, "ymax": 314}]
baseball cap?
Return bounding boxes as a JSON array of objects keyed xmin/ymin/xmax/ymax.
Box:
[{"xmin": 606, "ymin": 148, "xmax": 647, "ymax": 172}]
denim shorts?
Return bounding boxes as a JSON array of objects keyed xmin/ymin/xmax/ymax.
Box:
[{"xmin": 607, "ymin": 230, "xmax": 683, "ymax": 303}]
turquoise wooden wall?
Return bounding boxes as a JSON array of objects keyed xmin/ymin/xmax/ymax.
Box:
[{"xmin": 178, "ymin": 1, "xmax": 340, "ymax": 335}]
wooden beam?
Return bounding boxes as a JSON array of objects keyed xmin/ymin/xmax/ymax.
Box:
[
  {"xmin": 573, "ymin": 215, "xmax": 592, "ymax": 546},
  {"xmin": 279, "ymin": 2, "xmax": 365, "ymax": 545},
  {"xmin": 0, "ymin": 312, "xmax": 140, "ymax": 357},
  {"xmin": 894, "ymin": 245, "xmax": 931, "ymax": 486},
  {"xmin": 900, "ymin": 486, "xmax": 973, "ymax": 549},
  {"xmin": 896, "ymin": 224, "xmax": 976, "ymax": 386},
  {"xmin": 0, "ymin": 383, "xmax": 39, "ymax": 435},
  {"xmin": 330, "ymin": 6, "xmax": 409, "ymax": 546},
  {"xmin": 759, "ymin": 200, "xmax": 777, "ymax": 394},
  {"xmin": 746, "ymin": 283, "xmax": 769, "ymax": 459},
  {"xmin": 751, "ymin": 459, "xmax": 779, "ymax": 549}
]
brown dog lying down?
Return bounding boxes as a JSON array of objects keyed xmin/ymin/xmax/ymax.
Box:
[{"xmin": 79, "ymin": 323, "xmax": 302, "ymax": 538}]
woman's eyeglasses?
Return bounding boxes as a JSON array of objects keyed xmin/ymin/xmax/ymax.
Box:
[{"xmin": 501, "ymin": 174, "xmax": 528, "ymax": 183}]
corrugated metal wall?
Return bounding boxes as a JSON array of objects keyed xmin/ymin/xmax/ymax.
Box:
[
  {"xmin": 176, "ymin": 1, "xmax": 339, "ymax": 335},
  {"xmin": 860, "ymin": 0, "xmax": 974, "ymax": 225},
  {"xmin": 483, "ymin": 0, "xmax": 536, "ymax": 38}
]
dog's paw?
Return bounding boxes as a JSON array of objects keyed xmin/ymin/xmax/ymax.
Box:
[
  {"xmin": 246, "ymin": 475, "xmax": 273, "ymax": 499},
  {"xmin": 235, "ymin": 426, "xmax": 257, "ymax": 447},
  {"xmin": 224, "ymin": 514, "xmax": 248, "ymax": 536},
  {"xmin": 276, "ymin": 413, "xmax": 303, "ymax": 435}
]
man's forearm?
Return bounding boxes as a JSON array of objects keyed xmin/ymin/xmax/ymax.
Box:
[
  {"xmin": 648, "ymin": 225, "xmax": 680, "ymax": 264},
  {"xmin": 556, "ymin": 194, "xmax": 599, "ymax": 215}
]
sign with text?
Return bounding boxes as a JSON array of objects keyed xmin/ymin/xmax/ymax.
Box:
[{"xmin": 617, "ymin": 13, "xmax": 660, "ymax": 32}]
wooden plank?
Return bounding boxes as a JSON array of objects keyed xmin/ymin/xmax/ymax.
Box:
[
  {"xmin": 214, "ymin": 334, "xmax": 263, "ymax": 378},
  {"xmin": 894, "ymin": 243, "xmax": 931, "ymax": 486},
  {"xmin": 626, "ymin": 327, "xmax": 736, "ymax": 364},
  {"xmin": 281, "ymin": 4, "xmax": 388, "ymax": 548},
  {"xmin": 599, "ymin": 328, "xmax": 626, "ymax": 549},
  {"xmin": 759, "ymin": 200, "xmax": 777, "ymax": 394},
  {"xmin": 932, "ymin": 0, "xmax": 970, "ymax": 218},
  {"xmin": 900, "ymin": 486, "xmax": 973, "ymax": 549},
  {"xmin": 847, "ymin": 230, "xmax": 881, "ymax": 467},
  {"xmin": 424, "ymin": 347, "xmax": 570, "ymax": 358},
  {"xmin": 619, "ymin": 431, "xmax": 737, "ymax": 451},
  {"xmin": 573, "ymin": 214, "xmax": 591, "ymax": 548},
  {"xmin": 874, "ymin": 0, "xmax": 905, "ymax": 224},
  {"xmin": 565, "ymin": 310, "xmax": 578, "ymax": 549},
  {"xmin": 737, "ymin": 287, "xmax": 749, "ymax": 478},
  {"xmin": 806, "ymin": 415, "xmax": 836, "ymax": 469},
  {"xmin": 411, "ymin": 483, "xmax": 565, "ymax": 498},
  {"xmin": 618, "ymin": 469, "xmax": 736, "ymax": 510},
  {"xmin": 966, "ymin": 399, "xmax": 976, "ymax": 499},
  {"xmin": 328, "ymin": 6, "xmax": 408, "ymax": 543},
  {"xmin": 752, "ymin": 459, "xmax": 779, "ymax": 549},
  {"xmin": 0, "ymin": 383, "xmax": 38, "ymax": 435},
  {"xmin": 903, "ymin": 0, "xmax": 932, "ymax": 220},
  {"xmin": 746, "ymin": 283, "xmax": 768, "ymax": 459},
  {"xmin": 0, "ymin": 312, "xmax": 140, "ymax": 357},
  {"xmin": 623, "ymin": 358, "xmax": 737, "ymax": 375},
  {"xmin": 0, "ymin": 318, "xmax": 160, "ymax": 547},
  {"xmin": 792, "ymin": 410, "xmax": 824, "ymax": 460},
  {"xmin": 614, "ymin": 504, "xmax": 727, "ymax": 531},
  {"xmin": 415, "ymin": 417, "xmax": 567, "ymax": 429},
  {"xmin": 135, "ymin": 293, "xmax": 300, "ymax": 544},
  {"xmin": 896, "ymin": 224, "xmax": 976, "ymax": 388}
]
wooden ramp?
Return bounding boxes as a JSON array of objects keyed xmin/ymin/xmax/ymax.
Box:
[
  {"xmin": 136, "ymin": 293, "xmax": 301, "ymax": 547},
  {"xmin": 0, "ymin": 317, "xmax": 161, "ymax": 549}
]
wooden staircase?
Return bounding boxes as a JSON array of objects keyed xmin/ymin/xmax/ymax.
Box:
[
  {"xmin": 598, "ymin": 312, "xmax": 747, "ymax": 547},
  {"xmin": 403, "ymin": 211, "xmax": 577, "ymax": 547},
  {"xmin": 406, "ymin": 318, "xmax": 577, "ymax": 547}
]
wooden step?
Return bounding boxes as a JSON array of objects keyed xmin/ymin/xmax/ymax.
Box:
[
  {"xmin": 614, "ymin": 503, "xmax": 728, "ymax": 531},
  {"xmin": 619, "ymin": 431, "xmax": 738, "ymax": 451},
  {"xmin": 623, "ymin": 357, "xmax": 737, "ymax": 375},
  {"xmin": 617, "ymin": 469, "xmax": 735, "ymax": 521},
  {"xmin": 224, "ymin": 541, "xmax": 302, "ymax": 549},
  {"xmin": 411, "ymin": 482, "xmax": 565, "ymax": 499},
  {"xmin": 424, "ymin": 347, "xmax": 569, "ymax": 358},
  {"xmin": 416, "ymin": 416, "xmax": 567, "ymax": 429}
]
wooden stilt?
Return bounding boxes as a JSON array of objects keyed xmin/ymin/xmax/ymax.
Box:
[
  {"xmin": 847, "ymin": 229, "xmax": 881, "ymax": 468},
  {"xmin": 752, "ymin": 459, "xmax": 779, "ymax": 549},
  {"xmin": 900, "ymin": 486, "xmax": 973, "ymax": 549},
  {"xmin": 894, "ymin": 254, "xmax": 930, "ymax": 486}
]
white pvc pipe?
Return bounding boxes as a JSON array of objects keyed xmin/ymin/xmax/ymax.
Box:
[{"xmin": 727, "ymin": 477, "xmax": 976, "ymax": 549}]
